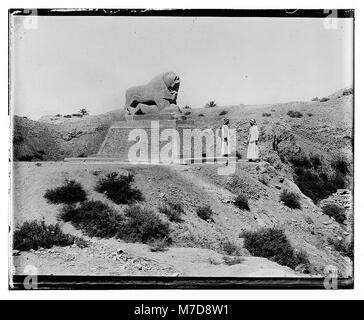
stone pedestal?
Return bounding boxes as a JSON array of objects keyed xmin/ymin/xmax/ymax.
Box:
[{"xmin": 97, "ymin": 114, "xmax": 203, "ymax": 163}]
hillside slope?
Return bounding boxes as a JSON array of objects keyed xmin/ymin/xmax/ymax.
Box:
[
  {"xmin": 13, "ymin": 87, "xmax": 353, "ymax": 163},
  {"xmin": 12, "ymin": 161, "xmax": 352, "ymax": 277}
]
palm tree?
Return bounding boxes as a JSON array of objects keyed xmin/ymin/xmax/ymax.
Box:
[{"xmin": 205, "ymin": 100, "xmax": 217, "ymax": 108}]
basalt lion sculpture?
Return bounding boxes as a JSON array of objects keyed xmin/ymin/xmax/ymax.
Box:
[{"xmin": 124, "ymin": 72, "xmax": 182, "ymax": 116}]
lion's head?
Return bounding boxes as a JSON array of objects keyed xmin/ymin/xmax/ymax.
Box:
[{"xmin": 163, "ymin": 72, "xmax": 180, "ymax": 92}]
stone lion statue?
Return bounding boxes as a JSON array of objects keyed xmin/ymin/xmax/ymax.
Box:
[{"xmin": 124, "ymin": 72, "xmax": 182, "ymax": 116}]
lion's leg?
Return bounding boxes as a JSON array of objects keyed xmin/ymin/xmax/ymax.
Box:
[{"xmin": 155, "ymin": 97, "xmax": 170, "ymax": 112}]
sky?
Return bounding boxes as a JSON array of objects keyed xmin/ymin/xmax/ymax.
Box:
[{"xmin": 11, "ymin": 15, "xmax": 353, "ymax": 120}]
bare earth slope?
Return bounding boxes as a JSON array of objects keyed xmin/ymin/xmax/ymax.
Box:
[{"xmin": 12, "ymin": 161, "xmax": 352, "ymax": 277}]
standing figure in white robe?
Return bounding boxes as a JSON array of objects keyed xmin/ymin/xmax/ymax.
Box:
[
  {"xmin": 247, "ymin": 119, "xmax": 259, "ymax": 161},
  {"xmin": 221, "ymin": 118, "xmax": 230, "ymax": 165}
]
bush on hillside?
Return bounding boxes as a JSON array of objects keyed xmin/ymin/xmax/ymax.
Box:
[
  {"xmin": 44, "ymin": 179, "xmax": 87, "ymax": 204},
  {"xmin": 58, "ymin": 200, "xmax": 124, "ymax": 238},
  {"xmin": 117, "ymin": 205, "xmax": 170, "ymax": 243},
  {"xmin": 289, "ymin": 153, "xmax": 348, "ymax": 204},
  {"xmin": 293, "ymin": 168, "xmax": 346, "ymax": 204},
  {"xmin": 311, "ymin": 97, "xmax": 319, "ymax": 101},
  {"xmin": 287, "ymin": 110, "xmax": 303, "ymax": 118},
  {"xmin": 222, "ymin": 256, "xmax": 243, "ymax": 265},
  {"xmin": 13, "ymin": 220, "xmax": 88, "ymax": 251},
  {"xmin": 149, "ymin": 238, "xmax": 169, "ymax": 252},
  {"xmin": 262, "ymin": 112, "xmax": 271, "ymax": 117},
  {"xmin": 219, "ymin": 110, "xmax": 228, "ymax": 116},
  {"xmin": 184, "ymin": 111, "xmax": 191, "ymax": 116},
  {"xmin": 288, "ymin": 155, "xmax": 312, "ymax": 168},
  {"xmin": 327, "ymin": 237, "xmax": 353, "ymax": 260},
  {"xmin": 196, "ymin": 205, "xmax": 214, "ymax": 221},
  {"xmin": 280, "ymin": 190, "xmax": 301, "ymax": 209},
  {"xmin": 240, "ymin": 228, "xmax": 310, "ymax": 270},
  {"xmin": 159, "ymin": 200, "xmax": 184, "ymax": 223},
  {"xmin": 331, "ymin": 156, "xmax": 350, "ymax": 175},
  {"xmin": 63, "ymin": 115, "xmax": 72, "ymax": 118},
  {"xmin": 342, "ymin": 88, "xmax": 353, "ymax": 96},
  {"xmin": 221, "ymin": 240, "xmax": 241, "ymax": 255},
  {"xmin": 95, "ymin": 172, "xmax": 143, "ymax": 204},
  {"xmin": 198, "ymin": 114, "xmax": 204, "ymax": 117},
  {"xmin": 320, "ymin": 97, "xmax": 330, "ymax": 102},
  {"xmin": 309, "ymin": 154, "xmax": 322, "ymax": 167},
  {"xmin": 322, "ymin": 204, "xmax": 346, "ymax": 224},
  {"xmin": 234, "ymin": 194, "xmax": 250, "ymax": 211}
]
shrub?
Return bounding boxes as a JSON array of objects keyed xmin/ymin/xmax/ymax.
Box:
[
  {"xmin": 198, "ymin": 114, "xmax": 204, "ymax": 117},
  {"xmin": 184, "ymin": 111, "xmax": 191, "ymax": 116},
  {"xmin": 117, "ymin": 205, "xmax": 170, "ymax": 243},
  {"xmin": 307, "ymin": 113, "xmax": 313, "ymax": 117},
  {"xmin": 222, "ymin": 256, "xmax": 243, "ymax": 265},
  {"xmin": 309, "ymin": 154, "xmax": 321, "ymax": 167},
  {"xmin": 235, "ymin": 150, "xmax": 242, "ymax": 160},
  {"xmin": 219, "ymin": 110, "xmax": 228, "ymax": 116},
  {"xmin": 328, "ymin": 238, "xmax": 353, "ymax": 260},
  {"xmin": 280, "ymin": 190, "xmax": 301, "ymax": 209},
  {"xmin": 159, "ymin": 200, "xmax": 184, "ymax": 223},
  {"xmin": 59, "ymin": 200, "xmax": 125, "ymax": 238},
  {"xmin": 234, "ymin": 194, "xmax": 250, "ymax": 211},
  {"xmin": 72, "ymin": 113, "xmax": 83, "ymax": 117},
  {"xmin": 322, "ymin": 204, "xmax": 346, "ymax": 224},
  {"xmin": 293, "ymin": 168, "xmax": 343, "ymax": 204},
  {"xmin": 240, "ymin": 228, "xmax": 310, "ymax": 270},
  {"xmin": 205, "ymin": 101, "xmax": 217, "ymax": 108},
  {"xmin": 149, "ymin": 238, "xmax": 169, "ymax": 252},
  {"xmin": 288, "ymin": 155, "xmax": 312, "ymax": 168},
  {"xmin": 13, "ymin": 220, "xmax": 88, "ymax": 251},
  {"xmin": 55, "ymin": 114, "xmax": 62, "ymax": 117},
  {"xmin": 311, "ymin": 97, "xmax": 319, "ymax": 101},
  {"xmin": 95, "ymin": 172, "xmax": 143, "ymax": 204},
  {"xmin": 287, "ymin": 110, "xmax": 303, "ymax": 118},
  {"xmin": 221, "ymin": 240, "xmax": 241, "ymax": 255},
  {"xmin": 288, "ymin": 152, "xmax": 349, "ymax": 204},
  {"xmin": 331, "ymin": 156, "xmax": 350, "ymax": 175},
  {"xmin": 184, "ymin": 105, "xmax": 191, "ymax": 109},
  {"xmin": 44, "ymin": 179, "xmax": 87, "ymax": 204},
  {"xmin": 196, "ymin": 205, "xmax": 214, "ymax": 221},
  {"xmin": 320, "ymin": 97, "xmax": 330, "ymax": 102},
  {"xmin": 262, "ymin": 112, "xmax": 271, "ymax": 117},
  {"xmin": 342, "ymin": 88, "xmax": 353, "ymax": 96}
]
